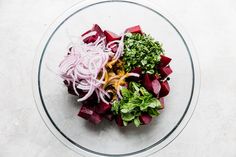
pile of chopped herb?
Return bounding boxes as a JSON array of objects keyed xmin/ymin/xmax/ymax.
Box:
[
  {"xmin": 123, "ymin": 33, "xmax": 164, "ymax": 74},
  {"xmin": 112, "ymin": 82, "xmax": 162, "ymax": 127}
]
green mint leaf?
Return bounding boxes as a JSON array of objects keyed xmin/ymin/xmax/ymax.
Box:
[
  {"xmin": 148, "ymin": 98, "xmax": 161, "ymax": 108},
  {"xmin": 148, "ymin": 108, "xmax": 160, "ymax": 117},
  {"xmin": 123, "ymin": 121, "xmax": 128, "ymax": 126},
  {"xmin": 134, "ymin": 117, "xmax": 141, "ymax": 127},
  {"xmin": 121, "ymin": 88, "xmax": 131, "ymax": 99},
  {"xmin": 111, "ymin": 101, "xmax": 120, "ymax": 115},
  {"xmin": 121, "ymin": 108, "xmax": 129, "ymax": 113},
  {"xmin": 121, "ymin": 113, "xmax": 135, "ymax": 121},
  {"xmin": 111, "ymin": 82, "xmax": 162, "ymax": 126}
]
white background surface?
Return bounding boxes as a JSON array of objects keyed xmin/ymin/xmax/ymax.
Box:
[{"xmin": 0, "ymin": 0, "xmax": 236, "ymax": 157}]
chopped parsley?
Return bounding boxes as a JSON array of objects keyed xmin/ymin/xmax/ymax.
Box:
[{"xmin": 123, "ymin": 33, "xmax": 164, "ymax": 74}]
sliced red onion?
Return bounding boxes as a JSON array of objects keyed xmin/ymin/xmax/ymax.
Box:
[
  {"xmin": 95, "ymin": 89, "xmax": 100, "ymax": 103},
  {"xmin": 99, "ymin": 90, "xmax": 110, "ymax": 105},
  {"xmin": 117, "ymin": 86, "xmax": 123, "ymax": 100},
  {"xmin": 59, "ymin": 31, "xmax": 126, "ymax": 103}
]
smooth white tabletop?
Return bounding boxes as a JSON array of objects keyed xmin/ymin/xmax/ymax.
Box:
[{"xmin": 0, "ymin": 0, "xmax": 236, "ymax": 157}]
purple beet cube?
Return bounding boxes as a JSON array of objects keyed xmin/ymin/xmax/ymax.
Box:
[
  {"xmin": 139, "ymin": 113, "xmax": 152, "ymax": 125},
  {"xmin": 89, "ymin": 112, "xmax": 102, "ymax": 124},
  {"xmin": 78, "ymin": 105, "xmax": 94, "ymax": 120}
]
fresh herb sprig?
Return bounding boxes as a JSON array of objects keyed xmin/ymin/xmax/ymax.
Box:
[
  {"xmin": 123, "ymin": 33, "xmax": 164, "ymax": 74},
  {"xmin": 112, "ymin": 82, "xmax": 162, "ymax": 127}
]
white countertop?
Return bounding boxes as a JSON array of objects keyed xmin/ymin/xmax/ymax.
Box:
[{"xmin": 0, "ymin": 0, "xmax": 236, "ymax": 157}]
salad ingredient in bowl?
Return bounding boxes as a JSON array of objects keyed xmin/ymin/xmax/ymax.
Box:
[{"xmin": 59, "ymin": 24, "xmax": 172, "ymax": 127}]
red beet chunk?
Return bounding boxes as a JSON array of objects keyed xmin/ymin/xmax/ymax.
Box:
[
  {"xmin": 125, "ymin": 25, "xmax": 143, "ymax": 34},
  {"xmin": 115, "ymin": 115, "xmax": 124, "ymax": 127},
  {"xmin": 143, "ymin": 74, "xmax": 153, "ymax": 92},
  {"xmin": 93, "ymin": 24, "xmax": 105, "ymax": 37},
  {"xmin": 159, "ymin": 65, "xmax": 173, "ymax": 78},
  {"xmin": 160, "ymin": 55, "xmax": 172, "ymax": 67},
  {"xmin": 104, "ymin": 30, "xmax": 121, "ymax": 43},
  {"xmin": 82, "ymin": 30, "xmax": 97, "ymax": 44},
  {"xmin": 143, "ymin": 74, "xmax": 161, "ymax": 96},
  {"xmin": 126, "ymin": 67, "xmax": 142, "ymax": 82},
  {"xmin": 63, "ymin": 80, "xmax": 76, "ymax": 95},
  {"xmin": 152, "ymin": 79, "xmax": 161, "ymax": 96},
  {"xmin": 82, "ymin": 24, "xmax": 105, "ymax": 44},
  {"xmin": 159, "ymin": 97, "xmax": 165, "ymax": 109},
  {"xmin": 84, "ymin": 92, "xmax": 99, "ymax": 105},
  {"xmin": 95, "ymin": 101, "xmax": 111, "ymax": 114},
  {"xmin": 131, "ymin": 67, "xmax": 142, "ymax": 75},
  {"xmin": 89, "ymin": 112, "xmax": 102, "ymax": 124},
  {"xmin": 64, "ymin": 80, "xmax": 84, "ymax": 96},
  {"xmin": 159, "ymin": 80, "xmax": 170, "ymax": 97},
  {"xmin": 78, "ymin": 105, "xmax": 94, "ymax": 120},
  {"xmin": 67, "ymin": 87, "xmax": 77, "ymax": 96},
  {"xmin": 139, "ymin": 113, "xmax": 152, "ymax": 125},
  {"xmin": 64, "ymin": 81, "xmax": 98, "ymax": 102}
]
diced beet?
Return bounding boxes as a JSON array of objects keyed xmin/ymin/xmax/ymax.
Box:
[
  {"xmin": 82, "ymin": 93, "xmax": 98, "ymax": 106},
  {"xmin": 104, "ymin": 30, "xmax": 121, "ymax": 43},
  {"xmin": 141, "ymin": 68, "xmax": 171, "ymax": 97},
  {"xmin": 104, "ymin": 112, "xmax": 114, "ymax": 121},
  {"xmin": 64, "ymin": 81, "xmax": 78, "ymax": 96},
  {"xmin": 93, "ymin": 24, "xmax": 105, "ymax": 38},
  {"xmin": 159, "ymin": 65, "xmax": 173, "ymax": 78},
  {"xmin": 64, "ymin": 81, "xmax": 98, "ymax": 103},
  {"xmin": 83, "ymin": 33, "xmax": 97, "ymax": 43},
  {"xmin": 115, "ymin": 115, "xmax": 124, "ymax": 127},
  {"xmin": 81, "ymin": 30, "xmax": 97, "ymax": 44},
  {"xmin": 64, "ymin": 81, "xmax": 98, "ymax": 102},
  {"xmin": 95, "ymin": 101, "xmax": 111, "ymax": 114},
  {"xmin": 142, "ymin": 74, "xmax": 162, "ymax": 96},
  {"xmin": 89, "ymin": 112, "xmax": 102, "ymax": 124},
  {"xmin": 131, "ymin": 67, "xmax": 142, "ymax": 75},
  {"xmin": 152, "ymin": 79, "xmax": 161, "ymax": 96},
  {"xmin": 125, "ymin": 25, "xmax": 143, "ymax": 34},
  {"xmin": 82, "ymin": 24, "xmax": 105, "ymax": 44},
  {"xmin": 143, "ymin": 74, "xmax": 153, "ymax": 92},
  {"xmin": 78, "ymin": 105, "xmax": 94, "ymax": 120},
  {"xmin": 159, "ymin": 80, "xmax": 170, "ymax": 97},
  {"xmin": 139, "ymin": 113, "xmax": 152, "ymax": 125},
  {"xmin": 159, "ymin": 97, "xmax": 165, "ymax": 109},
  {"xmin": 67, "ymin": 87, "xmax": 77, "ymax": 96},
  {"xmin": 126, "ymin": 67, "xmax": 142, "ymax": 82},
  {"xmin": 160, "ymin": 55, "xmax": 172, "ymax": 67}
]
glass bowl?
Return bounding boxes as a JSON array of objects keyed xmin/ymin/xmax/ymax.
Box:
[{"xmin": 32, "ymin": 0, "xmax": 200, "ymax": 156}]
